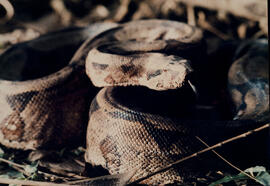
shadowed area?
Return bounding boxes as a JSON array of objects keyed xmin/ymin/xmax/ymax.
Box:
[
  {"xmin": 0, "ymin": 28, "xmax": 87, "ymax": 81},
  {"xmin": 109, "ymin": 84, "xmax": 196, "ymax": 119}
]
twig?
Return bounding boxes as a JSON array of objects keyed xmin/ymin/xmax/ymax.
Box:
[
  {"xmin": 0, "ymin": 156, "xmax": 87, "ymax": 182},
  {"xmin": 73, "ymin": 159, "xmax": 85, "ymax": 167},
  {"xmin": 237, "ymin": 23, "xmax": 247, "ymax": 39},
  {"xmin": 177, "ymin": 0, "xmax": 267, "ymax": 22},
  {"xmin": 66, "ymin": 174, "xmax": 120, "ymax": 185},
  {"xmin": 50, "ymin": 0, "xmax": 72, "ymax": 26},
  {"xmin": 196, "ymin": 136, "xmax": 262, "ymax": 185},
  {"xmin": 0, "ymin": 157, "xmax": 25, "ymax": 169},
  {"xmin": 0, "ymin": 157, "xmax": 73, "ymax": 180},
  {"xmin": 187, "ymin": 5, "xmax": 196, "ymax": 26},
  {"xmin": 66, "ymin": 170, "xmax": 136, "ymax": 185},
  {"xmin": 132, "ymin": 2, "xmax": 155, "ymax": 20},
  {"xmin": 130, "ymin": 123, "xmax": 269, "ymax": 184},
  {"xmin": 37, "ymin": 170, "xmax": 76, "ymax": 182},
  {"xmin": 0, "ymin": 157, "xmax": 35, "ymax": 177},
  {"xmin": 197, "ymin": 11, "xmax": 230, "ymax": 40},
  {"xmin": 0, "ymin": 0, "xmax": 14, "ymax": 22},
  {"xmin": 62, "ymin": 172, "xmax": 85, "ymax": 179},
  {"xmin": 113, "ymin": 0, "xmax": 130, "ymax": 22},
  {"xmin": 0, "ymin": 177, "xmax": 70, "ymax": 186}
]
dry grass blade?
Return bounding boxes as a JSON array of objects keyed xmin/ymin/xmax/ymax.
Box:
[
  {"xmin": 0, "ymin": 157, "xmax": 37, "ymax": 177},
  {"xmin": 187, "ymin": 5, "xmax": 196, "ymax": 26},
  {"xmin": 0, "ymin": 177, "xmax": 70, "ymax": 186},
  {"xmin": 113, "ymin": 0, "xmax": 130, "ymax": 22},
  {"xmin": 66, "ymin": 170, "xmax": 136, "ymax": 186},
  {"xmin": 195, "ymin": 136, "xmax": 262, "ymax": 184},
  {"xmin": 50, "ymin": 0, "xmax": 72, "ymax": 26},
  {"xmin": 0, "ymin": 157, "xmax": 25, "ymax": 169},
  {"xmin": 130, "ymin": 123, "xmax": 270, "ymax": 184}
]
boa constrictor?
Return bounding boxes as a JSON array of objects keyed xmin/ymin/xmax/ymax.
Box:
[
  {"xmin": 228, "ymin": 39, "xmax": 269, "ymax": 122},
  {"xmin": 0, "ymin": 19, "xmax": 268, "ymax": 185},
  {"xmin": 83, "ymin": 20, "xmax": 269, "ymax": 184},
  {"xmin": 0, "ymin": 23, "xmax": 117, "ymax": 149},
  {"xmin": 83, "ymin": 20, "xmax": 204, "ymax": 185}
]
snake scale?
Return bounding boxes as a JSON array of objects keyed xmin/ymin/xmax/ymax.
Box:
[
  {"xmin": 0, "ymin": 23, "xmax": 118, "ymax": 149},
  {"xmin": 228, "ymin": 39, "xmax": 269, "ymax": 122},
  {"xmin": 0, "ymin": 19, "xmax": 269, "ymax": 185}
]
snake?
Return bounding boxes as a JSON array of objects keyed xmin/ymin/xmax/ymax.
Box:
[
  {"xmin": 228, "ymin": 39, "xmax": 269, "ymax": 123},
  {"xmin": 83, "ymin": 20, "xmax": 269, "ymax": 184},
  {"xmin": 85, "ymin": 20, "xmax": 204, "ymax": 90},
  {"xmin": 0, "ymin": 19, "xmax": 268, "ymax": 185},
  {"xmin": 0, "ymin": 23, "xmax": 117, "ymax": 150},
  {"xmin": 81, "ymin": 19, "xmax": 207, "ymax": 185}
]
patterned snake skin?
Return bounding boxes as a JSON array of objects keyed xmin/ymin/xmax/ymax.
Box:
[
  {"xmin": 228, "ymin": 39, "xmax": 269, "ymax": 122},
  {"xmin": 84, "ymin": 20, "xmax": 269, "ymax": 184},
  {"xmin": 85, "ymin": 20, "xmax": 204, "ymax": 90},
  {"xmin": 86, "ymin": 86, "xmax": 202, "ymax": 185},
  {"xmin": 0, "ymin": 23, "xmax": 117, "ymax": 149},
  {"xmin": 84, "ymin": 20, "xmax": 205, "ymax": 185},
  {"xmin": 0, "ymin": 19, "xmax": 268, "ymax": 185}
]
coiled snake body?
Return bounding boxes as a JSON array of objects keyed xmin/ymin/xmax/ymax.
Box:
[
  {"xmin": 0, "ymin": 20, "xmax": 268, "ymax": 185},
  {"xmin": 82, "ymin": 20, "xmax": 207, "ymax": 184},
  {"xmin": 228, "ymin": 39, "xmax": 269, "ymax": 122},
  {"xmin": 84, "ymin": 20, "xmax": 269, "ymax": 184},
  {"xmin": 0, "ymin": 23, "xmax": 117, "ymax": 149}
]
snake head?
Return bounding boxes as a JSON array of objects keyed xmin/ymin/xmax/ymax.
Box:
[
  {"xmin": 86, "ymin": 46, "xmax": 194, "ymax": 91},
  {"xmin": 142, "ymin": 54, "xmax": 193, "ymax": 91}
]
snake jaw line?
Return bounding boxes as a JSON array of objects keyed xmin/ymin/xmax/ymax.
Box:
[{"xmin": 144, "ymin": 57, "xmax": 192, "ymax": 91}]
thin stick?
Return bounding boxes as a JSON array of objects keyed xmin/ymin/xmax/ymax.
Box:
[
  {"xmin": 73, "ymin": 159, "xmax": 85, "ymax": 167},
  {"xmin": 0, "ymin": 157, "xmax": 37, "ymax": 178},
  {"xmin": 37, "ymin": 170, "xmax": 76, "ymax": 182},
  {"xmin": 0, "ymin": 157, "xmax": 25, "ymax": 169},
  {"xmin": 50, "ymin": 0, "xmax": 72, "ymax": 26},
  {"xmin": 197, "ymin": 11, "xmax": 229, "ymax": 40},
  {"xmin": 177, "ymin": 0, "xmax": 267, "ymax": 22},
  {"xmin": 196, "ymin": 136, "xmax": 261, "ymax": 184},
  {"xmin": 187, "ymin": 5, "xmax": 196, "ymax": 26},
  {"xmin": 130, "ymin": 123, "xmax": 269, "ymax": 184},
  {"xmin": 113, "ymin": 0, "xmax": 130, "ymax": 21},
  {"xmin": 0, "ymin": 178, "xmax": 70, "ymax": 186}
]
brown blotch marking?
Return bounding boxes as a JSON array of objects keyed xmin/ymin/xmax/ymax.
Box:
[
  {"xmin": 155, "ymin": 31, "xmax": 167, "ymax": 40},
  {"xmin": 120, "ymin": 64, "xmax": 134, "ymax": 73},
  {"xmin": 104, "ymin": 75, "xmax": 116, "ymax": 84},
  {"xmin": 1, "ymin": 111, "xmax": 25, "ymax": 141},
  {"xmin": 100, "ymin": 136, "xmax": 122, "ymax": 167},
  {"xmin": 147, "ymin": 70, "xmax": 162, "ymax": 80},
  {"xmin": 92, "ymin": 62, "xmax": 109, "ymax": 70},
  {"xmin": 244, "ymin": 88, "xmax": 259, "ymax": 115},
  {"xmin": 231, "ymin": 89, "xmax": 243, "ymax": 109},
  {"xmin": 120, "ymin": 64, "xmax": 144, "ymax": 78}
]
